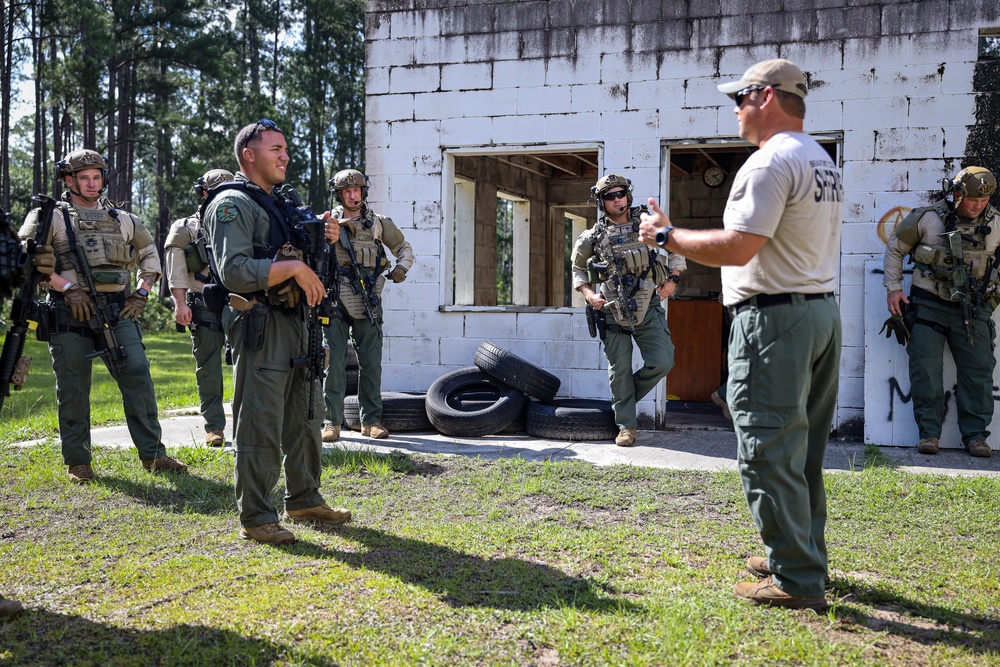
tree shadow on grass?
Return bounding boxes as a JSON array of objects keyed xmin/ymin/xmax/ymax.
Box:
[
  {"xmin": 831, "ymin": 578, "xmax": 1000, "ymax": 655},
  {"xmin": 292, "ymin": 524, "xmax": 640, "ymax": 614},
  {"xmin": 0, "ymin": 608, "xmax": 336, "ymax": 667}
]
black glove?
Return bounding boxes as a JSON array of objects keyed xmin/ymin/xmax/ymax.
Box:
[
  {"xmin": 389, "ymin": 266, "xmax": 407, "ymax": 283},
  {"xmin": 120, "ymin": 290, "xmax": 149, "ymax": 321},
  {"xmin": 63, "ymin": 284, "xmax": 95, "ymax": 322},
  {"xmin": 879, "ymin": 315, "xmax": 910, "ymax": 345}
]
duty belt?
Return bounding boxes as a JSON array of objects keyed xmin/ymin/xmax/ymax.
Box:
[
  {"xmin": 910, "ymin": 285, "xmax": 956, "ymax": 307},
  {"xmin": 731, "ymin": 292, "xmax": 833, "ymax": 316}
]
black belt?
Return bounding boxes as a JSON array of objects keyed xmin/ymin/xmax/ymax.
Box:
[
  {"xmin": 731, "ymin": 292, "xmax": 833, "ymax": 316},
  {"xmin": 910, "ymin": 285, "xmax": 956, "ymax": 307}
]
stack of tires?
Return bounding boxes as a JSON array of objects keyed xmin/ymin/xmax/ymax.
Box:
[
  {"xmin": 345, "ymin": 344, "xmax": 359, "ymax": 396},
  {"xmin": 424, "ymin": 341, "xmax": 617, "ymax": 441}
]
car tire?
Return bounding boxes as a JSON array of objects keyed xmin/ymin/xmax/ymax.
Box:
[
  {"xmin": 344, "ymin": 391, "xmax": 432, "ymax": 432},
  {"xmin": 525, "ymin": 398, "xmax": 618, "ymax": 441},
  {"xmin": 473, "ymin": 341, "xmax": 560, "ymax": 403},
  {"xmin": 426, "ymin": 367, "xmax": 526, "ymax": 437}
]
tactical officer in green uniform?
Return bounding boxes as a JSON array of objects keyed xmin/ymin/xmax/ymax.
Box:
[
  {"xmin": 1, "ymin": 203, "xmax": 56, "ymax": 620},
  {"xmin": 321, "ymin": 169, "xmax": 415, "ymax": 442},
  {"xmin": 202, "ymin": 120, "xmax": 351, "ymax": 545},
  {"xmin": 571, "ymin": 174, "xmax": 685, "ymax": 447},
  {"xmin": 19, "ymin": 149, "xmax": 187, "ymax": 483},
  {"xmin": 165, "ymin": 168, "xmax": 234, "ymax": 447},
  {"xmin": 883, "ymin": 166, "xmax": 999, "ymax": 458}
]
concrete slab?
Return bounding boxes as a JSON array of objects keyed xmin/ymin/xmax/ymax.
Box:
[{"xmin": 12, "ymin": 404, "xmax": 1000, "ymax": 478}]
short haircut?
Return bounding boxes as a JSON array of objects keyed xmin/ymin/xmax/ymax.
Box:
[
  {"xmin": 774, "ymin": 89, "xmax": 806, "ymax": 119},
  {"xmin": 234, "ymin": 121, "xmax": 284, "ymax": 167}
]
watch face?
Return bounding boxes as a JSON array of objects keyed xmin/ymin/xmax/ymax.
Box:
[
  {"xmin": 137, "ymin": 288, "xmax": 149, "ymax": 297},
  {"xmin": 703, "ymin": 166, "xmax": 725, "ymax": 188}
]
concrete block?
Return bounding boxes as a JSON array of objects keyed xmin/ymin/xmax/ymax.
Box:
[
  {"xmin": 806, "ymin": 100, "xmax": 843, "ymax": 133},
  {"xmin": 516, "ymin": 85, "xmax": 573, "ymax": 116},
  {"xmin": 367, "ymin": 67, "xmax": 390, "ymax": 96},
  {"xmin": 843, "ymin": 160, "xmax": 910, "ymax": 195},
  {"xmin": 494, "ymin": 114, "xmax": 548, "ymax": 143},
  {"xmin": 402, "ymin": 227, "xmax": 441, "ymax": 257},
  {"xmin": 463, "ymin": 313, "xmax": 516, "ymax": 341},
  {"xmin": 837, "ymin": 374, "xmax": 865, "ymax": 410},
  {"xmin": 460, "ymin": 89, "xmax": 518, "ymax": 117},
  {"xmin": 409, "ymin": 310, "xmax": 466, "ymax": 339},
  {"xmin": 516, "ymin": 312, "xmax": 573, "ymax": 341},
  {"xmin": 751, "ymin": 10, "xmax": 818, "ymax": 44},
  {"xmin": 442, "ymin": 62, "xmax": 493, "ymax": 91},
  {"xmin": 685, "ymin": 75, "xmax": 734, "ymax": 108},
  {"xmin": 843, "ymin": 189, "xmax": 875, "ymax": 224},
  {"xmin": 438, "ymin": 4, "xmax": 496, "ymax": 37},
  {"xmin": 844, "ymin": 98, "xmax": 907, "ymax": 131},
  {"xmin": 465, "ymin": 31, "xmax": 522, "ymax": 64},
  {"xmin": 817, "ymin": 5, "xmax": 881, "ymax": 40},
  {"xmin": 838, "ymin": 284, "xmax": 867, "ymax": 323},
  {"xmin": 660, "ymin": 107, "xmax": 722, "ymax": 138},
  {"xmin": 494, "ymin": 1, "xmax": 547, "ymax": 32},
  {"xmin": 840, "ymin": 315, "xmax": 865, "ymax": 352},
  {"xmin": 909, "ymin": 27, "xmax": 978, "ymax": 63},
  {"xmin": 438, "ymin": 336, "xmax": 482, "ymax": 366},
  {"xmin": 389, "ymin": 119, "xmax": 441, "ymax": 149},
  {"xmin": 545, "ymin": 56, "xmax": 603, "ymax": 87},
  {"xmin": 380, "ymin": 363, "xmax": 414, "ymax": 391},
  {"xmin": 367, "ymin": 38, "xmax": 415, "ymax": 69},
  {"xmin": 570, "ymin": 368, "xmax": 610, "ymax": 400},
  {"xmin": 386, "ymin": 335, "xmax": 440, "ymax": 366},
  {"xmin": 389, "ymin": 64, "xmax": 441, "ymax": 95},
  {"xmin": 631, "ymin": 19, "xmax": 692, "ymax": 54},
  {"xmin": 601, "ymin": 109, "xmax": 658, "ymax": 140},
  {"xmin": 690, "ymin": 15, "xmax": 744, "ymax": 49},
  {"xmin": 942, "ymin": 126, "xmax": 971, "ymax": 163},
  {"xmin": 839, "ymin": 252, "xmax": 873, "ymax": 288},
  {"xmin": 873, "ymin": 63, "xmax": 946, "ymax": 96},
  {"xmin": 413, "ymin": 91, "xmax": 465, "ymax": 121},
  {"xmin": 389, "ymin": 9, "xmax": 441, "ymax": 39},
  {"xmin": 601, "ymin": 142, "xmax": 633, "ymax": 172},
  {"xmin": 413, "ymin": 201, "xmax": 443, "ymax": 230},
  {"xmin": 547, "ymin": 0, "xmax": 601, "ymax": 28},
  {"xmin": 907, "ymin": 94, "xmax": 975, "ymax": 128},
  {"xmin": 941, "ymin": 61, "xmax": 976, "ymax": 95},
  {"xmin": 841, "ymin": 220, "xmax": 885, "ymax": 256},
  {"xmin": 544, "ymin": 112, "xmax": 602, "ymax": 144},
  {"xmin": 575, "ymin": 25, "xmax": 631, "ymax": 56},
  {"xmin": 494, "ymin": 59, "xmax": 547, "ymax": 90},
  {"xmin": 570, "ymin": 83, "xmax": 628, "ymax": 113},
  {"xmin": 388, "ymin": 173, "xmax": 439, "ymax": 200},
  {"xmin": 518, "ymin": 28, "xmax": 576, "ymax": 60},
  {"xmin": 544, "ymin": 339, "xmax": 602, "ymax": 370},
  {"xmin": 366, "ymin": 121, "xmax": 390, "ymax": 149},
  {"xmin": 841, "ymin": 35, "xmax": 909, "ymax": 69},
  {"xmin": 842, "ymin": 129, "xmax": 876, "ymax": 164},
  {"xmin": 440, "ymin": 116, "xmax": 493, "ymax": 145},
  {"xmin": 715, "ymin": 46, "xmax": 779, "ymax": 80},
  {"xmin": 412, "ymin": 363, "xmax": 461, "ymax": 392},
  {"xmin": 412, "ymin": 34, "xmax": 466, "ymax": 66},
  {"xmin": 600, "ymin": 51, "xmax": 660, "ymax": 86},
  {"xmin": 807, "ymin": 67, "xmax": 873, "ymax": 103},
  {"xmin": 366, "ymin": 12, "xmax": 390, "ymax": 41},
  {"xmin": 876, "ymin": 128, "xmax": 945, "ymax": 162},
  {"xmin": 368, "ymin": 93, "xmax": 415, "ymax": 123}
]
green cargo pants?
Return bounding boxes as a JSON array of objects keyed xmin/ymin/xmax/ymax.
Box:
[
  {"xmin": 727, "ymin": 294, "xmax": 841, "ymax": 599},
  {"xmin": 906, "ymin": 295, "xmax": 996, "ymax": 445},
  {"xmin": 603, "ymin": 299, "xmax": 674, "ymax": 430},
  {"xmin": 189, "ymin": 302, "xmax": 226, "ymax": 433},
  {"xmin": 322, "ymin": 303, "xmax": 383, "ymax": 427},
  {"xmin": 49, "ymin": 308, "xmax": 165, "ymax": 466},
  {"xmin": 225, "ymin": 306, "xmax": 325, "ymax": 529}
]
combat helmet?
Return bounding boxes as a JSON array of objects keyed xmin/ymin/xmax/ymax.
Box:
[
  {"xmin": 591, "ymin": 173, "xmax": 633, "ymax": 213},
  {"xmin": 950, "ymin": 166, "xmax": 996, "ymax": 198},
  {"xmin": 194, "ymin": 168, "xmax": 235, "ymax": 197},
  {"xmin": 329, "ymin": 168, "xmax": 370, "ymax": 203},
  {"xmin": 56, "ymin": 149, "xmax": 109, "ymax": 182}
]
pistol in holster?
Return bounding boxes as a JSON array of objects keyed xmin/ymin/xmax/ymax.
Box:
[{"xmin": 241, "ymin": 303, "xmax": 270, "ymax": 351}]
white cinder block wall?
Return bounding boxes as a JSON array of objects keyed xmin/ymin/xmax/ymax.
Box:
[{"xmin": 367, "ymin": 0, "xmax": 1000, "ymax": 444}]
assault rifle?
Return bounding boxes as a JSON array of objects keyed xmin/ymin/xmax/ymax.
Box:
[
  {"xmin": 59, "ymin": 203, "xmax": 128, "ymax": 380},
  {"xmin": 587, "ymin": 252, "xmax": 638, "ymax": 328},
  {"xmin": 281, "ymin": 185, "xmax": 334, "ymax": 420},
  {"xmin": 0, "ymin": 195, "xmax": 55, "ymax": 410},
  {"xmin": 942, "ymin": 229, "xmax": 977, "ymax": 345},
  {"xmin": 339, "ymin": 229, "xmax": 387, "ymax": 334}
]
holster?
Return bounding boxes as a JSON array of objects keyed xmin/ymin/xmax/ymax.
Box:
[
  {"xmin": 33, "ymin": 301, "xmax": 54, "ymax": 342},
  {"xmin": 241, "ymin": 304, "xmax": 270, "ymax": 351}
]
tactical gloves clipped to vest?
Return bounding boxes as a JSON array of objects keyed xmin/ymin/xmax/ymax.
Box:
[
  {"xmin": 63, "ymin": 284, "xmax": 95, "ymax": 322},
  {"xmin": 120, "ymin": 290, "xmax": 149, "ymax": 321}
]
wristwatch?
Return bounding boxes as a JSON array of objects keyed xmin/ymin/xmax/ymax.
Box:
[
  {"xmin": 666, "ymin": 274, "xmax": 681, "ymax": 284},
  {"xmin": 136, "ymin": 287, "xmax": 149, "ymax": 298},
  {"xmin": 655, "ymin": 226, "xmax": 674, "ymax": 247}
]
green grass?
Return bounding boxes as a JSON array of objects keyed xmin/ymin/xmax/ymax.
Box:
[
  {"xmin": 0, "ymin": 443, "xmax": 998, "ymax": 666},
  {"xmin": 2, "ymin": 327, "xmax": 999, "ymax": 664},
  {"xmin": 0, "ymin": 328, "xmax": 233, "ymax": 445}
]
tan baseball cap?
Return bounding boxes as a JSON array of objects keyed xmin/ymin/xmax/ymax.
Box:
[{"xmin": 717, "ymin": 59, "xmax": 808, "ymax": 100}]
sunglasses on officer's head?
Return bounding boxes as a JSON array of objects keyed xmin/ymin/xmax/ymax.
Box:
[
  {"xmin": 254, "ymin": 118, "xmax": 280, "ymax": 132},
  {"xmin": 601, "ymin": 189, "xmax": 628, "ymax": 201}
]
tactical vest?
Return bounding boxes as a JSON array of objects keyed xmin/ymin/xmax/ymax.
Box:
[
  {"xmin": 901, "ymin": 201, "xmax": 1000, "ymax": 302},
  {"xmin": 165, "ymin": 215, "xmax": 210, "ymax": 275},
  {"xmin": 590, "ymin": 207, "xmax": 670, "ymax": 327},
  {"xmin": 54, "ymin": 205, "xmax": 135, "ymax": 287},
  {"xmin": 332, "ymin": 209, "xmax": 389, "ymax": 320}
]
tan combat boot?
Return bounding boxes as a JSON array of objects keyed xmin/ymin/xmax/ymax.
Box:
[
  {"xmin": 733, "ymin": 577, "xmax": 827, "ymax": 610},
  {"xmin": 282, "ymin": 503, "xmax": 352, "ymax": 525},
  {"xmin": 68, "ymin": 464, "xmax": 95, "ymax": 484},
  {"xmin": 205, "ymin": 430, "xmax": 225, "ymax": 447},
  {"xmin": 361, "ymin": 422, "xmax": 390, "ymax": 439},
  {"xmin": 142, "ymin": 456, "xmax": 188, "ymax": 474},
  {"xmin": 966, "ymin": 439, "xmax": 992, "ymax": 458},
  {"xmin": 322, "ymin": 423, "xmax": 340, "ymax": 443},
  {"xmin": 615, "ymin": 428, "xmax": 637, "ymax": 447},
  {"xmin": 240, "ymin": 522, "xmax": 297, "ymax": 545},
  {"xmin": 917, "ymin": 437, "xmax": 939, "ymax": 455}
]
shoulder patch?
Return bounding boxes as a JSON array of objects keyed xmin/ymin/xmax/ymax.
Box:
[{"xmin": 217, "ymin": 203, "xmax": 239, "ymax": 223}]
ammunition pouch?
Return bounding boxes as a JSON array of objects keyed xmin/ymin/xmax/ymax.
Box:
[
  {"xmin": 241, "ymin": 303, "xmax": 270, "ymax": 351},
  {"xmin": 202, "ymin": 283, "xmax": 228, "ymax": 317},
  {"xmin": 184, "ymin": 239, "xmax": 209, "ymax": 273},
  {"xmin": 912, "ymin": 244, "xmax": 957, "ymax": 281}
]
